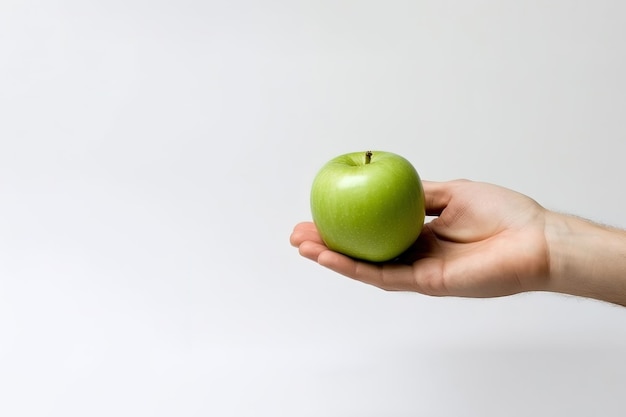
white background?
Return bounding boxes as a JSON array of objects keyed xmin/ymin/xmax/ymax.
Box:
[{"xmin": 1, "ymin": 1, "xmax": 625, "ymax": 416}]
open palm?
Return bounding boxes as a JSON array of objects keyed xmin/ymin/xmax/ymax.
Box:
[{"xmin": 290, "ymin": 180, "xmax": 550, "ymax": 298}]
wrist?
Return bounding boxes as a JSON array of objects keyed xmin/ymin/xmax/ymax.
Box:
[{"xmin": 544, "ymin": 211, "xmax": 626, "ymax": 306}]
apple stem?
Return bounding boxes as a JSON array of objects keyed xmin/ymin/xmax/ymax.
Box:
[{"xmin": 365, "ymin": 151, "xmax": 372, "ymax": 164}]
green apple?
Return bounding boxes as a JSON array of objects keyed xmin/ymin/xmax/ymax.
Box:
[{"xmin": 310, "ymin": 151, "xmax": 425, "ymax": 262}]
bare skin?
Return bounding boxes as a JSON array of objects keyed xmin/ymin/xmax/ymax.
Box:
[{"xmin": 290, "ymin": 180, "xmax": 626, "ymax": 306}]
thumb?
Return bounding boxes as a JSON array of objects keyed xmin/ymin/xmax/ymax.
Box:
[{"xmin": 422, "ymin": 180, "xmax": 456, "ymax": 216}]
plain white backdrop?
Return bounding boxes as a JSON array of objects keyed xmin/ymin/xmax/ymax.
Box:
[{"xmin": 1, "ymin": 1, "xmax": 625, "ymax": 416}]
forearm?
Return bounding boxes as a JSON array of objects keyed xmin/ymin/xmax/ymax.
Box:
[{"xmin": 544, "ymin": 212, "xmax": 626, "ymax": 306}]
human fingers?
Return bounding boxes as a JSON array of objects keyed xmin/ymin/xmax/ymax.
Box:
[
  {"xmin": 290, "ymin": 222, "xmax": 323, "ymax": 247},
  {"xmin": 315, "ymin": 250, "xmax": 394, "ymax": 288},
  {"xmin": 315, "ymin": 250, "xmax": 445, "ymax": 294},
  {"xmin": 422, "ymin": 180, "xmax": 456, "ymax": 216},
  {"xmin": 297, "ymin": 239, "xmax": 331, "ymax": 262},
  {"xmin": 293, "ymin": 221, "xmax": 317, "ymax": 232}
]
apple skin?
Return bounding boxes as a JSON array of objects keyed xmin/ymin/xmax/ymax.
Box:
[{"xmin": 310, "ymin": 151, "xmax": 425, "ymax": 262}]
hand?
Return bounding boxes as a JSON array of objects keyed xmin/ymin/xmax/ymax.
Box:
[{"xmin": 290, "ymin": 180, "xmax": 550, "ymax": 298}]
